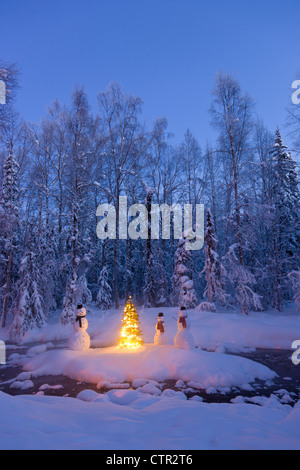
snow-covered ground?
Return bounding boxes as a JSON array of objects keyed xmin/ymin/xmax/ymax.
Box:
[
  {"xmin": 1, "ymin": 304, "xmax": 300, "ymax": 449},
  {"xmin": 1, "ymin": 390, "xmax": 300, "ymax": 450}
]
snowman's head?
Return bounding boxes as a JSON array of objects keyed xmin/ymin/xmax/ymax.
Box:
[
  {"xmin": 178, "ymin": 306, "xmax": 187, "ymax": 317},
  {"xmin": 157, "ymin": 312, "xmax": 164, "ymax": 320},
  {"xmin": 76, "ymin": 304, "xmax": 86, "ymax": 317}
]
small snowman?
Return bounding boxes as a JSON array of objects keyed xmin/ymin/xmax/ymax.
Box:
[
  {"xmin": 174, "ymin": 306, "xmax": 195, "ymax": 350},
  {"xmin": 68, "ymin": 304, "xmax": 90, "ymax": 351},
  {"xmin": 154, "ymin": 312, "xmax": 169, "ymax": 345}
]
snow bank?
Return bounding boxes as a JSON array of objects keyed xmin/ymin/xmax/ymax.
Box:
[
  {"xmin": 187, "ymin": 310, "xmax": 300, "ymax": 352},
  {"xmin": 23, "ymin": 344, "xmax": 276, "ymax": 390},
  {"xmin": 0, "ymin": 391, "xmax": 299, "ymax": 450}
]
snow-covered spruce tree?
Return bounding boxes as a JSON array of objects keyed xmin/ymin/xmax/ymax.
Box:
[
  {"xmin": 269, "ymin": 129, "xmax": 300, "ymax": 309},
  {"xmin": 9, "ymin": 250, "xmax": 46, "ymax": 343},
  {"xmin": 60, "ymin": 272, "xmax": 92, "ymax": 324},
  {"xmin": 222, "ymin": 244, "xmax": 262, "ymax": 315},
  {"xmin": 96, "ymin": 265, "xmax": 112, "ymax": 310},
  {"xmin": 0, "ymin": 148, "xmax": 20, "ymax": 327},
  {"xmin": 60, "ymin": 273, "xmax": 77, "ymax": 325},
  {"xmin": 201, "ymin": 208, "xmax": 227, "ymax": 308},
  {"xmin": 171, "ymin": 238, "xmax": 197, "ymax": 309}
]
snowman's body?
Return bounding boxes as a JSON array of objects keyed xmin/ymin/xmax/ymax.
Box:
[
  {"xmin": 68, "ymin": 306, "xmax": 90, "ymax": 351},
  {"xmin": 174, "ymin": 310, "xmax": 194, "ymax": 350},
  {"xmin": 154, "ymin": 316, "xmax": 169, "ymax": 345}
]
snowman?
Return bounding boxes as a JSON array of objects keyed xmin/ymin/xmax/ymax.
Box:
[
  {"xmin": 68, "ymin": 304, "xmax": 90, "ymax": 351},
  {"xmin": 174, "ymin": 306, "xmax": 195, "ymax": 350},
  {"xmin": 154, "ymin": 312, "xmax": 169, "ymax": 345}
]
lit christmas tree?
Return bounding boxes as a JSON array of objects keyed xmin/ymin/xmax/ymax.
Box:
[{"xmin": 118, "ymin": 297, "xmax": 143, "ymax": 349}]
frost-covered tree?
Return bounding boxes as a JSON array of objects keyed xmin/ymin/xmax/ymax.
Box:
[
  {"xmin": 96, "ymin": 265, "xmax": 112, "ymax": 310},
  {"xmin": 210, "ymin": 72, "xmax": 254, "ymax": 266},
  {"xmin": 60, "ymin": 273, "xmax": 92, "ymax": 324},
  {"xmin": 171, "ymin": 238, "xmax": 197, "ymax": 309},
  {"xmin": 59, "ymin": 87, "xmax": 95, "ymax": 323},
  {"xmin": 222, "ymin": 244, "xmax": 262, "ymax": 314},
  {"xmin": 269, "ymin": 129, "xmax": 300, "ymax": 309},
  {"xmin": 9, "ymin": 250, "xmax": 46, "ymax": 343},
  {"xmin": 0, "ymin": 60, "xmax": 19, "ymax": 139},
  {"xmin": 201, "ymin": 208, "xmax": 227, "ymax": 306},
  {"xmin": 0, "ymin": 148, "xmax": 20, "ymax": 327}
]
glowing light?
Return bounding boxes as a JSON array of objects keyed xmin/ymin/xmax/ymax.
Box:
[{"xmin": 118, "ymin": 297, "xmax": 143, "ymax": 349}]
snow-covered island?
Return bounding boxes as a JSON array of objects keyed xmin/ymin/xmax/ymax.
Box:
[{"xmin": 1, "ymin": 304, "xmax": 300, "ymax": 450}]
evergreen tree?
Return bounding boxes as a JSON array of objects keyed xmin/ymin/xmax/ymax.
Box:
[
  {"xmin": 96, "ymin": 265, "xmax": 112, "ymax": 310},
  {"xmin": 60, "ymin": 273, "xmax": 78, "ymax": 325},
  {"xmin": 9, "ymin": 249, "xmax": 46, "ymax": 343},
  {"xmin": 171, "ymin": 238, "xmax": 197, "ymax": 309},
  {"xmin": 60, "ymin": 273, "xmax": 92, "ymax": 324},
  {"xmin": 0, "ymin": 148, "xmax": 20, "ymax": 327},
  {"xmin": 202, "ymin": 208, "xmax": 227, "ymax": 306},
  {"xmin": 269, "ymin": 129, "xmax": 300, "ymax": 309}
]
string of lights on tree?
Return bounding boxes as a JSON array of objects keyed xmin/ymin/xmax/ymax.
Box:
[{"xmin": 118, "ymin": 296, "xmax": 143, "ymax": 349}]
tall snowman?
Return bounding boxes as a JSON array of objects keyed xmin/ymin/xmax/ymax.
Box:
[
  {"xmin": 68, "ymin": 304, "xmax": 90, "ymax": 351},
  {"xmin": 154, "ymin": 312, "xmax": 169, "ymax": 345},
  {"xmin": 174, "ymin": 306, "xmax": 195, "ymax": 350}
]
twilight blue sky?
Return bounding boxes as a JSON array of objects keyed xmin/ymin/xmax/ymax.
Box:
[{"xmin": 1, "ymin": 0, "xmax": 300, "ymax": 146}]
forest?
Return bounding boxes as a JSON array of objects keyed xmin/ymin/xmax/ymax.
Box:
[{"xmin": 0, "ymin": 60, "xmax": 300, "ymax": 342}]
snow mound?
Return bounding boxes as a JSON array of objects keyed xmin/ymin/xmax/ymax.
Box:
[
  {"xmin": 10, "ymin": 380, "xmax": 34, "ymax": 390},
  {"xmin": 23, "ymin": 343, "xmax": 276, "ymax": 391},
  {"xmin": 137, "ymin": 383, "xmax": 161, "ymax": 396},
  {"xmin": 106, "ymin": 389, "xmax": 140, "ymax": 405},
  {"xmin": 97, "ymin": 381, "xmax": 130, "ymax": 390},
  {"xmin": 196, "ymin": 302, "xmax": 216, "ymax": 312},
  {"xmin": 39, "ymin": 384, "xmax": 63, "ymax": 391}
]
